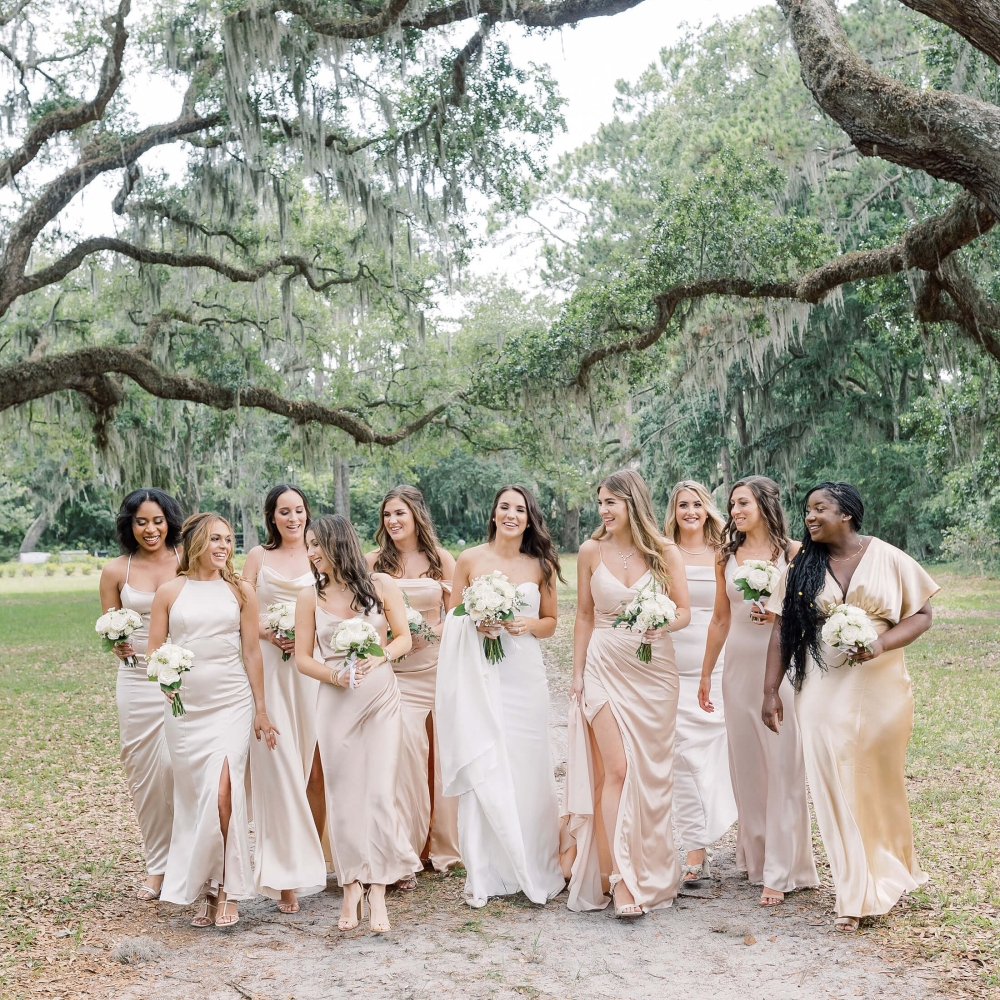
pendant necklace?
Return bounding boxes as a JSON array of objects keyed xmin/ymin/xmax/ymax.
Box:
[
  {"xmin": 613, "ymin": 540, "xmax": 636, "ymax": 570},
  {"xmin": 829, "ymin": 538, "xmax": 864, "ymax": 561}
]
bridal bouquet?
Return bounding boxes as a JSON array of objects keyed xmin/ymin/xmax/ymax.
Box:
[
  {"xmin": 453, "ymin": 570, "xmax": 527, "ymax": 664},
  {"xmin": 732, "ymin": 559, "xmax": 781, "ymax": 615},
  {"xmin": 95, "ymin": 607, "xmax": 144, "ymax": 668},
  {"xmin": 821, "ymin": 603, "xmax": 879, "ymax": 665},
  {"xmin": 332, "ymin": 618, "xmax": 384, "ymax": 688},
  {"xmin": 388, "ymin": 596, "xmax": 439, "ymax": 646},
  {"xmin": 613, "ymin": 579, "xmax": 677, "ymax": 663},
  {"xmin": 263, "ymin": 601, "xmax": 296, "ymax": 661},
  {"xmin": 146, "ymin": 643, "xmax": 195, "ymax": 716}
]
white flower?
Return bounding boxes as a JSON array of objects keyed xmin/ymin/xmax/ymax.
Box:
[
  {"xmin": 822, "ymin": 604, "xmax": 878, "ymax": 656},
  {"xmin": 458, "ymin": 572, "xmax": 526, "ymax": 625},
  {"xmin": 264, "ymin": 602, "xmax": 297, "ymax": 633},
  {"xmin": 95, "ymin": 607, "xmax": 142, "ymax": 641},
  {"xmin": 405, "ymin": 605, "xmax": 424, "ymax": 628},
  {"xmin": 732, "ymin": 559, "xmax": 780, "ymax": 600},
  {"xmin": 333, "ymin": 618, "xmax": 379, "ymax": 653},
  {"xmin": 146, "ymin": 642, "xmax": 194, "ymax": 680}
]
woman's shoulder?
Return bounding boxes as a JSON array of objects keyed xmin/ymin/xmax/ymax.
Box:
[
  {"xmin": 577, "ymin": 538, "xmax": 600, "ymax": 561},
  {"xmin": 155, "ymin": 575, "xmax": 187, "ymax": 601},
  {"xmin": 454, "ymin": 543, "xmax": 487, "ymax": 568},
  {"xmin": 364, "ymin": 549, "xmax": 380, "ymax": 568},
  {"xmin": 100, "ymin": 553, "xmax": 128, "ymax": 582}
]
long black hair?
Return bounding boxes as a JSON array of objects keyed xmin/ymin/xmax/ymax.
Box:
[
  {"xmin": 262, "ymin": 483, "xmax": 311, "ymax": 549},
  {"xmin": 308, "ymin": 514, "xmax": 382, "ymax": 615},
  {"xmin": 115, "ymin": 488, "xmax": 184, "ymax": 553},
  {"xmin": 487, "ymin": 484, "xmax": 566, "ymax": 586},
  {"xmin": 780, "ymin": 482, "xmax": 865, "ymax": 690}
]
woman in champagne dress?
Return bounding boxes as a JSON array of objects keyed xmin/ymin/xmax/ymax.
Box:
[
  {"xmin": 294, "ymin": 514, "xmax": 418, "ymax": 934},
  {"xmin": 664, "ymin": 481, "xmax": 736, "ymax": 885},
  {"xmin": 99, "ymin": 488, "xmax": 183, "ymax": 901},
  {"xmin": 148, "ymin": 513, "xmax": 278, "ymax": 928},
  {"xmin": 243, "ymin": 485, "xmax": 326, "ymax": 913},
  {"xmin": 564, "ymin": 470, "xmax": 691, "ymax": 915},
  {"xmin": 764, "ymin": 482, "xmax": 937, "ymax": 932},
  {"xmin": 436, "ymin": 485, "xmax": 565, "ymax": 908},
  {"xmin": 700, "ymin": 476, "xmax": 818, "ymax": 906},
  {"xmin": 367, "ymin": 485, "xmax": 460, "ymax": 881}
]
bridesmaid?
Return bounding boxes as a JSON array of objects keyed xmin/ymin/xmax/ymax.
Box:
[
  {"xmin": 366, "ymin": 486, "xmax": 461, "ymax": 882},
  {"xmin": 148, "ymin": 513, "xmax": 278, "ymax": 928},
  {"xmin": 664, "ymin": 480, "xmax": 737, "ymax": 885},
  {"xmin": 436, "ymin": 485, "xmax": 566, "ymax": 908},
  {"xmin": 294, "ymin": 514, "xmax": 419, "ymax": 934},
  {"xmin": 243, "ymin": 485, "xmax": 326, "ymax": 913},
  {"xmin": 699, "ymin": 476, "xmax": 818, "ymax": 906},
  {"xmin": 99, "ymin": 488, "xmax": 183, "ymax": 901},
  {"xmin": 567, "ymin": 469, "xmax": 691, "ymax": 915},
  {"xmin": 764, "ymin": 482, "xmax": 937, "ymax": 932}
]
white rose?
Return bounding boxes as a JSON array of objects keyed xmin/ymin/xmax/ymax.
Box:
[
  {"xmin": 406, "ymin": 606, "xmax": 423, "ymax": 627},
  {"xmin": 839, "ymin": 623, "xmax": 863, "ymax": 646},
  {"xmin": 157, "ymin": 665, "xmax": 180, "ymax": 686},
  {"xmin": 746, "ymin": 569, "xmax": 770, "ymax": 591}
]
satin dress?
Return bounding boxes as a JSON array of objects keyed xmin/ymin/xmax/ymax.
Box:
[
  {"xmin": 671, "ymin": 564, "xmax": 737, "ymax": 853},
  {"xmin": 564, "ymin": 559, "xmax": 680, "ymax": 912},
  {"xmin": 161, "ymin": 578, "xmax": 256, "ymax": 904},
  {"xmin": 769, "ymin": 539, "xmax": 939, "ymax": 917},
  {"xmin": 723, "ymin": 555, "xmax": 818, "ymax": 892},
  {"xmin": 436, "ymin": 584, "xmax": 564, "ymax": 907},
  {"xmin": 116, "ymin": 555, "xmax": 174, "ymax": 876},
  {"xmin": 248, "ymin": 557, "xmax": 326, "ymax": 900},
  {"xmin": 314, "ymin": 604, "xmax": 420, "ymax": 886},
  {"xmin": 393, "ymin": 577, "xmax": 461, "ymax": 870}
]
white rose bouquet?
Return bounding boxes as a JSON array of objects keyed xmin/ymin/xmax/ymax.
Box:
[
  {"xmin": 613, "ymin": 579, "xmax": 677, "ymax": 663},
  {"xmin": 332, "ymin": 617, "xmax": 384, "ymax": 688},
  {"xmin": 821, "ymin": 603, "xmax": 879, "ymax": 665},
  {"xmin": 732, "ymin": 559, "xmax": 781, "ymax": 615},
  {"xmin": 146, "ymin": 643, "xmax": 195, "ymax": 716},
  {"xmin": 453, "ymin": 570, "xmax": 527, "ymax": 664},
  {"xmin": 263, "ymin": 601, "xmax": 297, "ymax": 661},
  {"xmin": 95, "ymin": 607, "xmax": 144, "ymax": 668},
  {"xmin": 387, "ymin": 595, "xmax": 439, "ymax": 646}
]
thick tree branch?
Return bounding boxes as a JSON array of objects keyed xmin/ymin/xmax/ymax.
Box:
[
  {"xmin": 899, "ymin": 1, "xmax": 1000, "ymax": 66},
  {"xmin": 403, "ymin": 0, "xmax": 647, "ymax": 30},
  {"xmin": 231, "ymin": 0, "xmax": 411, "ymax": 39}
]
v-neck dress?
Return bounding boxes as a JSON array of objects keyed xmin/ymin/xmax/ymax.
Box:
[{"xmin": 769, "ymin": 537, "xmax": 939, "ymax": 917}]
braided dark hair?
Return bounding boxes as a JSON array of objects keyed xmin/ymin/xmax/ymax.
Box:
[{"xmin": 780, "ymin": 482, "xmax": 865, "ymax": 690}]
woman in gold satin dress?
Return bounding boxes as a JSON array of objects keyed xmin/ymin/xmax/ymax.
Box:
[
  {"xmin": 367, "ymin": 486, "xmax": 461, "ymax": 884},
  {"xmin": 566, "ymin": 469, "xmax": 691, "ymax": 915},
  {"xmin": 763, "ymin": 482, "xmax": 937, "ymax": 932}
]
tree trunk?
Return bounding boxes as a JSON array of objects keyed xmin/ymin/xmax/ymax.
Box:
[
  {"xmin": 242, "ymin": 505, "xmax": 259, "ymax": 550},
  {"xmin": 334, "ymin": 456, "xmax": 350, "ymax": 519},
  {"xmin": 719, "ymin": 442, "xmax": 732, "ymax": 500},
  {"xmin": 561, "ymin": 505, "xmax": 580, "ymax": 553},
  {"xmin": 19, "ymin": 512, "xmax": 48, "ymax": 554}
]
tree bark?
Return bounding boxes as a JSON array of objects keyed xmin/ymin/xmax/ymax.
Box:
[
  {"xmin": 333, "ymin": 456, "xmax": 350, "ymax": 520},
  {"xmin": 19, "ymin": 512, "xmax": 48, "ymax": 554},
  {"xmin": 241, "ymin": 505, "xmax": 259, "ymax": 550},
  {"xmin": 561, "ymin": 504, "xmax": 581, "ymax": 553}
]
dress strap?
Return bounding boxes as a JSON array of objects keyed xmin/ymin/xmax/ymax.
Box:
[
  {"xmin": 174, "ymin": 546, "xmax": 181, "ymax": 565},
  {"xmin": 124, "ymin": 553, "xmax": 132, "ymax": 587}
]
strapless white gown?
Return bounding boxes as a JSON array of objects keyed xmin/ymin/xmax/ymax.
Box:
[{"xmin": 436, "ymin": 583, "xmax": 564, "ymax": 907}]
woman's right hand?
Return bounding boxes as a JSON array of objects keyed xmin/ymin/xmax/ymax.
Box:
[
  {"xmin": 570, "ymin": 674, "xmax": 584, "ymax": 704},
  {"xmin": 697, "ymin": 674, "xmax": 715, "ymax": 713},
  {"xmin": 268, "ymin": 630, "xmax": 295, "ymax": 655},
  {"xmin": 476, "ymin": 621, "xmax": 502, "ymax": 639},
  {"xmin": 761, "ymin": 689, "xmax": 783, "ymax": 733},
  {"xmin": 113, "ymin": 641, "xmax": 136, "ymax": 661}
]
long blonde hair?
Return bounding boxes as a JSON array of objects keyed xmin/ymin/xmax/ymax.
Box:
[
  {"xmin": 177, "ymin": 512, "xmax": 246, "ymax": 607},
  {"xmin": 664, "ymin": 480, "xmax": 726, "ymax": 549},
  {"xmin": 592, "ymin": 469, "xmax": 671, "ymax": 584}
]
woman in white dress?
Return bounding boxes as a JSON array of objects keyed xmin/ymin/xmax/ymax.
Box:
[
  {"xmin": 436, "ymin": 485, "xmax": 565, "ymax": 908},
  {"xmin": 294, "ymin": 514, "xmax": 419, "ymax": 934},
  {"xmin": 243, "ymin": 485, "xmax": 326, "ymax": 913},
  {"xmin": 148, "ymin": 513, "xmax": 278, "ymax": 928},
  {"xmin": 99, "ymin": 488, "xmax": 183, "ymax": 901},
  {"xmin": 664, "ymin": 481, "xmax": 737, "ymax": 885},
  {"xmin": 366, "ymin": 486, "xmax": 461, "ymax": 884}
]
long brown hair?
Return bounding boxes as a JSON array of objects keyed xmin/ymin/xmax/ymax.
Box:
[
  {"xmin": 177, "ymin": 512, "xmax": 246, "ymax": 607},
  {"xmin": 372, "ymin": 485, "xmax": 444, "ymax": 581},
  {"xmin": 664, "ymin": 480, "xmax": 726, "ymax": 548},
  {"xmin": 308, "ymin": 514, "xmax": 382, "ymax": 615},
  {"xmin": 487, "ymin": 485, "xmax": 565, "ymax": 586},
  {"xmin": 721, "ymin": 475, "xmax": 792, "ymax": 562},
  {"xmin": 262, "ymin": 484, "xmax": 312, "ymax": 549},
  {"xmin": 592, "ymin": 469, "xmax": 671, "ymax": 584}
]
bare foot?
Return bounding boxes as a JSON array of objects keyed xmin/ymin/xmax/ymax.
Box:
[
  {"xmin": 339, "ymin": 881, "xmax": 363, "ymax": 930},
  {"xmin": 760, "ymin": 887, "xmax": 785, "ymax": 906},
  {"xmin": 367, "ymin": 884, "xmax": 390, "ymax": 933},
  {"xmin": 278, "ymin": 889, "xmax": 299, "ymax": 914}
]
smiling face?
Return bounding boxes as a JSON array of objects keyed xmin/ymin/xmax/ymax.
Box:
[
  {"xmin": 493, "ymin": 489, "xmax": 529, "ymax": 542},
  {"xmin": 196, "ymin": 519, "xmax": 233, "ymax": 572},
  {"xmin": 306, "ymin": 528, "xmax": 333, "ymax": 578},
  {"xmin": 273, "ymin": 490, "xmax": 307, "ymax": 544},
  {"xmin": 675, "ymin": 489, "xmax": 707, "ymax": 536},
  {"xmin": 382, "ymin": 497, "xmax": 416, "ymax": 547},
  {"xmin": 804, "ymin": 489, "xmax": 854, "ymax": 544},
  {"xmin": 729, "ymin": 486, "xmax": 762, "ymax": 535},
  {"xmin": 598, "ymin": 486, "xmax": 631, "ymax": 536},
  {"xmin": 132, "ymin": 501, "xmax": 168, "ymax": 553}
]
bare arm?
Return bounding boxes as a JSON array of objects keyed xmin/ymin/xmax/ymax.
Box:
[
  {"xmin": 438, "ymin": 546, "xmax": 458, "ymax": 583},
  {"xmin": 698, "ymin": 557, "xmax": 732, "ymax": 713},
  {"xmin": 294, "ymin": 587, "xmax": 333, "ymax": 684},
  {"xmin": 571, "ymin": 542, "xmax": 597, "ymax": 702},
  {"xmin": 378, "ymin": 576, "xmax": 413, "ymax": 662},
  {"xmin": 446, "ymin": 550, "xmax": 474, "ymax": 612},
  {"xmin": 663, "ymin": 544, "xmax": 691, "ymax": 633},
  {"xmin": 852, "ymin": 601, "xmax": 933, "ymax": 661},
  {"xmin": 761, "ymin": 618, "xmax": 786, "ymax": 733},
  {"xmin": 98, "ymin": 558, "xmax": 135, "ymax": 661},
  {"xmin": 512, "ymin": 574, "xmax": 558, "ymax": 640},
  {"xmin": 235, "ymin": 582, "xmax": 278, "ymax": 748}
]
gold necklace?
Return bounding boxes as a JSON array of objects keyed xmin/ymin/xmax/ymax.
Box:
[{"xmin": 828, "ymin": 538, "xmax": 864, "ymax": 561}]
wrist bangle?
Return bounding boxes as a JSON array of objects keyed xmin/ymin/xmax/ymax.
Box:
[{"xmin": 329, "ymin": 666, "xmax": 337, "ymax": 686}]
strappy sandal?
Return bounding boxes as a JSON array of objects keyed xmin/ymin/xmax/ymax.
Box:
[
  {"xmin": 338, "ymin": 883, "xmax": 364, "ymax": 930},
  {"xmin": 395, "ymin": 875, "xmax": 417, "ymax": 891},
  {"xmin": 136, "ymin": 881, "xmax": 162, "ymax": 901},
  {"xmin": 215, "ymin": 898, "xmax": 239, "ymax": 927},
  {"xmin": 609, "ymin": 874, "xmax": 643, "ymax": 918},
  {"xmin": 367, "ymin": 888, "xmax": 391, "ymax": 934},
  {"xmin": 835, "ymin": 916, "xmax": 860, "ymax": 933},
  {"xmin": 191, "ymin": 893, "xmax": 219, "ymax": 927},
  {"xmin": 277, "ymin": 897, "xmax": 299, "ymax": 914},
  {"xmin": 681, "ymin": 858, "xmax": 711, "ymax": 883},
  {"xmin": 760, "ymin": 888, "xmax": 785, "ymax": 907}
]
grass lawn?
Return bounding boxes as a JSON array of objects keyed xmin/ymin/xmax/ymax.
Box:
[{"xmin": 0, "ymin": 562, "xmax": 998, "ymax": 996}]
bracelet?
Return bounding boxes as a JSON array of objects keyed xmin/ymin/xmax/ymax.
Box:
[{"xmin": 329, "ymin": 666, "xmax": 338, "ymax": 687}]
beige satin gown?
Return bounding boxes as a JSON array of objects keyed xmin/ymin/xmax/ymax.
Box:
[
  {"xmin": 770, "ymin": 538, "xmax": 938, "ymax": 917},
  {"xmin": 723, "ymin": 554, "xmax": 818, "ymax": 892},
  {"xmin": 314, "ymin": 603, "xmax": 420, "ymax": 886},
  {"xmin": 161, "ymin": 578, "xmax": 256, "ymax": 904},
  {"xmin": 393, "ymin": 578, "xmax": 461, "ymax": 870},
  {"xmin": 569, "ymin": 557, "xmax": 680, "ymax": 911},
  {"xmin": 116, "ymin": 555, "xmax": 174, "ymax": 876},
  {"xmin": 248, "ymin": 556, "xmax": 326, "ymax": 899}
]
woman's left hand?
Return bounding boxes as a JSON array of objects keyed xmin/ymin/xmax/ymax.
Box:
[
  {"xmin": 749, "ymin": 602, "xmax": 775, "ymax": 625},
  {"xmin": 848, "ymin": 638, "xmax": 884, "ymax": 663},
  {"xmin": 643, "ymin": 624, "xmax": 670, "ymax": 642},
  {"xmin": 504, "ymin": 616, "xmax": 536, "ymax": 638},
  {"xmin": 254, "ymin": 710, "xmax": 280, "ymax": 750}
]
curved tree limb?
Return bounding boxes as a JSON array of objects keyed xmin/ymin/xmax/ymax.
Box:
[
  {"xmin": 899, "ymin": 1, "xmax": 1000, "ymax": 65},
  {"xmin": 403, "ymin": 0, "xmax": 647, "ymax": 30}
]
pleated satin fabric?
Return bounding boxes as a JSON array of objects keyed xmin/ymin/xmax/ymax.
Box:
[
  {"xmin": 436, "ymin": 587, "xmax": 564, "ymax": 908},
  {"xmin": 117, "ymin": 579, "xmax": 174, "ymax": 875},
  {"xmin": 161, "ymin": 579, "xmax": 256, "ymax": 904},
  {"xmin": 248, "ymin": 563, "xmax": 326, "ymax": 900},
  {"xmin": 723, "ymin": 555, "xmax": 818, "ymax": 892},
  {"xmin": 769, "ymin": 538, "xmax": 939, "ymax": 917},
  {"xmin": 566, "ymin": 563, "xmax": 680, "ymax": 912},
  {"xmin": 671, "ymin": 564, "xmax": 737, "ymax": 852},
  {"xmin": 393, "ymin": 578, "xmax": 461, "ymax": 870},
  {"xmin": 314, "ymin": 605, "xmax": 420, "ymax": 886}
]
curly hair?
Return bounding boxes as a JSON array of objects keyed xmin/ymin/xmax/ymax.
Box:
[
  {"xmin": 115, "ymin": 488, "xmax": 184, "ymax": 553},
  {"xmin": 176, "ymin": 512, "xmax": 245, "ymax": 607}
]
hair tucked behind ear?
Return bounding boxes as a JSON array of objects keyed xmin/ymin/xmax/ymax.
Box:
[{"xmin": 779, "ymin": 482, "xmax": 865, "ymax": 690}]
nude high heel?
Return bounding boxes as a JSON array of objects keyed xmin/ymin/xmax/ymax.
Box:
[
  {"xmin": 338, "ymin": 882, "xmax": 364, "ymax": 930},
  {"xmin": 608, "ymin": 874, "xmax": 642, "ymax": 918},
  {"xmin": 367, "ymin": 887, "xmax": 391, "ymax": 933}
]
